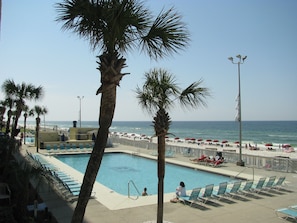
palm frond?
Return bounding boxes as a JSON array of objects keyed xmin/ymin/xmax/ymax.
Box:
[
  {"xmin": 140, "ymin": 7, "xmax": 190, "ymax": 60},
  {"xmin": 179, "ymin": 79, "xmax": 211, "ymax": 109}
]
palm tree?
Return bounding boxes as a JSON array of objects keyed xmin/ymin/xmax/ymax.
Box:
[
  {"xmin": 136, "ymin": 68, "xmax": 210, "ymax": 222},
  {"xmin": 3, "ymin": 97, "xmax": 14, "ymax": 135},
  {"xmin": 56, "ymin": 1, "xmax": 189, "ymax": 222},
  {"xmin": 32, "ymin": 105, "xmax": 48, "ymax": 153},
  {"xmin": 23, "ymin": 105, "xmax": 34, "ymax": 145},
  {"xmin": 0, "ymin": 100, "xmax": 6, "ymax": 131},
  {"xmin": 1, "ymin": 79, "xmax": 44, "ymax": 138}
]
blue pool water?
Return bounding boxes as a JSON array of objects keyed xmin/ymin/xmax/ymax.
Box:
[{"xmin": 56, "ymin": 153, "xmax": 232, "ymax": 196}]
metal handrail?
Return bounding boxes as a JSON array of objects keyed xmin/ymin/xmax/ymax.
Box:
[
  {"xmin": 128, "ymin": 180, "xmax": 141, "ymax": 199},
  {"xmin": 231, "ymin": 166, "xmax": 255, "ymax": 181}
]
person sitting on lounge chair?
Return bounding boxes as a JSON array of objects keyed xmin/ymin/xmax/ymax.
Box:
[
  {"xmin": 176, "ymin": 181, "xmax": 186, "ymax": 197},
  {"xmin": 213, "ymin": 157, "xmax": 224, "ymax": 166},
  {"xmin": 170, "ymin": 181, "xmax": 186, "ymax": 203}
]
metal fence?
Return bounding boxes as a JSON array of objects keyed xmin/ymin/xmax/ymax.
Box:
[{"xmin": 110, "ymin": 136, "xmax": 297, "ymax": 173}]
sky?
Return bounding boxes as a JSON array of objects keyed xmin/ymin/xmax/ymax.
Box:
[{"xmin": 1, "ymin": 0, "xmax": 297, "ymax": 122}]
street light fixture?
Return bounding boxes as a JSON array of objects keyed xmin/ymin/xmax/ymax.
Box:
[
  {"xmin": 228, "ymin": 54, "xmax": 247, "ymax": 167},
  {"xmin": 77, "ymin": 96, "xmax": 84, "ymax": 128}
]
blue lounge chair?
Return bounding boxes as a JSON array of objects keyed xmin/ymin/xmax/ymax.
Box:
[
  {"xmin": 200, "ymin": 184, "xmax": 214, "ymax": 203},
  {"xmin": 65, "ymin": 143, "xmax": 71, "ymax": 151},
  {"xmin": 59, "ymin": 143, "xmax": 65, "ymax": 152},
  {"xmin": 53, "ymin": 144, "xmax": 58, "ymax": 153},
  {"xmin": 226, "ymin": 181, "xmax": 242, "ymax": 198},
  {"xmin": 179, "ymin": 187, "xmax": 202, "ymax": 206},
  {"xmin": 272, "ymin": 176, "xmax": 286, "ymax": 190},
  {"xmin": 251, "ymin": 177, "xmax": 266, "ymax": 193},
  {"xmin": 46, "ymin": 144, "xmax": 52, "ymax": 154},
  {"xmin": 239, "ymin": 181, "xmax": 253, "ymax": 195},
  {"xmin": 212, "ymin": 182, "xmax": 228, "ymax": 200},
  {"xmin": 79, "ymin": 144, "xmax": 85, "ymax": 151},
  {"xmin": 276, "ymin": 208, "xmax": 297, "ymax": 222},
  {"xmin": 263, "ymin": 176, "xmax": 276, "ymax": 191}
]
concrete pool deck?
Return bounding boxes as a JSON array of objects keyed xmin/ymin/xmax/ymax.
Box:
[{"xmin": 22, "ymin": 143, "xmax": 297, "ymax": 223}]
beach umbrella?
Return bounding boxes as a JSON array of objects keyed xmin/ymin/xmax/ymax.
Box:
[
  {"xmin": 265, "ymin": 143, "xmax": 273, "ymax": 147},
  {"xmin": 283, "ymin": 144, "xmax": 291, "ymax": 148},
  {"xmin": 234, "ymin": 141, "xmax": 239, "ymax": 144},
  {"xmin": 206, "ymin": 139, "xmax": 212, "ymax": 142},
  {"xmin": 222, "ymin": 140, "xmax": 228, "ymax": 143},
  {"xmin": 197, "ymin": 138, "xmax": 203, "ymax": 141},
  {"xmin": 213, "ymin": 140, "xmax": 219, "ymax": 143}
]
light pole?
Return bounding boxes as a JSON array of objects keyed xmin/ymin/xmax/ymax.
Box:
[
  {"xmin": 228, "ymin": 54, "xmax": 247, "ymax": 167},
  {"xmin": 77, "ymin": 96, "xmax": 84, "ymax": 128}
]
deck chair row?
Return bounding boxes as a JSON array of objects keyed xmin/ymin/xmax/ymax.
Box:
[
  {"xmin": 179, "ymin": 176, "xmax": 286, "ymax": 206},
  {"xmin": 45, "ymin": 142, "xmax": 94, "ymax": 153},
  {"xmin": 27, "ymin": 152, "xmax": 84, "ymax": 198}
]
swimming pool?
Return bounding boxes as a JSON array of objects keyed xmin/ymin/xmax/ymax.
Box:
[{"xmin": 56, "ymin": 152, "xmax": 232, "ymax": 196}]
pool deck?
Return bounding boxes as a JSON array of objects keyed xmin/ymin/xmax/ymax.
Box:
[{"xmin": 22, "ymin": 143, "xmax": 297, "ymax": 223}]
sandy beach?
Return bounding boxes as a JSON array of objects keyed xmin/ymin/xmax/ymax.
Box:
[{"xmin": 111, "ymin": 132, "xmax": 297, "ymax": 159}]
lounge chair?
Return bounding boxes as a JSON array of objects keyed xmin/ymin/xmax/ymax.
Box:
[
  {"xmin": 59, "ymin": 143, "xmax": 66, "ymax": 152},
  {"xmin": 0, "ymin": 183, "xmax": 11, "ymax": 204},
  {"xmin": 212, "ymin": 182, "xmax": 228, "ymax": 200},
  {"xmin": 226, "ymin": 181, "xmax": 242, "ymax": 198},
  {"xmin": 276, "ymin": 207, "xmax": 297, "ymax": 222},
  {"xmin": 179, "ymin": 187, "xmax": 202, "ymax": 206},
  {"xmin": 239, "ymin": 181, "xmax": 253, "ymax": 195},
  {"xmin": 212, "ymin": 159, "xmax": 224, "ymax": 167},
  {"xmin": 45, "ymin": 144, "xmax": 53, "ymax": 154},
  {"xmin": 262, "ymin": 176, "xmax": 276, "ymax": 191},
  {"xmin": 251, "ymin": 177, "xmax": 266, "ymax": 193},
  {"xmin": 200, "ymin": 184, "xmax": 214, "ymax": 203},
  {"xmin": 272, "ymin": 176, "xmax": 286, "ymax": 190},
  {"xmin": 190, "ymin": 154, "xmax": 207, "ymax": 163},
  {"xmin": 65, "ymin": 143, "xmax": 71, "ymax": 151}
]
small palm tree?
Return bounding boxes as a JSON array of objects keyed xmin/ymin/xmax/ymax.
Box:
[
  {"xmin": 1, "ymin": 79, "xmax": 44, "ymax": 138},
  {"xmin": 136, "ymin": 68, "xmax": 210, "ymax": 223},
  {"xmin": 56, "ymin": 1, "xmax": 189, "ymax": 222},
  {"xmin": 0, "ymin": 100, "xmax": 6, "ymax": 131},
  {"xmin": 32, "ymin": 106, "xmax": 48, "ymax": 152},
  {"xmin": 3, "ymin": 97, "xmax": 14, "ymax": 135},
  {"xmin": 23, "ymin": 105, "xmax": 34, "ymax": 145}
]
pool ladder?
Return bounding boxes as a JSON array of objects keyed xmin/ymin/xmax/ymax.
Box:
[{"xmin": 128, "ymin": 180, "xmax": 141, "ymax": 200}]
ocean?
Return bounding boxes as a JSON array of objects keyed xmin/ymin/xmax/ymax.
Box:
[{"xmin": 26, "ymin": 120, "xmax": 297, "ymax": 148}]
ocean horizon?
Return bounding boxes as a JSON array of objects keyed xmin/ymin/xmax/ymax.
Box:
[{"xmin": 25, "ymin": 120, "xmax": 297, "ymax": 148}]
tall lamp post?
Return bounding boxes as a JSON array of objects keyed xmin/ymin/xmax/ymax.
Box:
[
  {"xmin": 228, "ymin": 54, "xmax": 247, "ymax": 167},
  {"xmin": 77, "ymin": 96, "xmax": 84, "ymax": 128}
]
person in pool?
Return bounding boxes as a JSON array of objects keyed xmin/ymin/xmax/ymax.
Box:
[{"xmin": 142, "ymin": 187, "xmax": 148, "ymax": 196}]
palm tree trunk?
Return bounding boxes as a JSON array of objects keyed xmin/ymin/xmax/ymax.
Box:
[
  {"xmin": 24, "ymin": 116, "xmax": 27, "ymax": 145},
  {"xmin": 71, "ymin": 52, "xmax": 124, "ymax": 223},
  {"xmin": 35, "ymin": 117, "xmax": 40, "ymax": 153},
  {"xmin": 5, "ymin": 110, "xmax": 11, "ymax": 135},
  {"xmin": 157, "ymin": 134, "xmax": 165, "ymax": 223}
]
